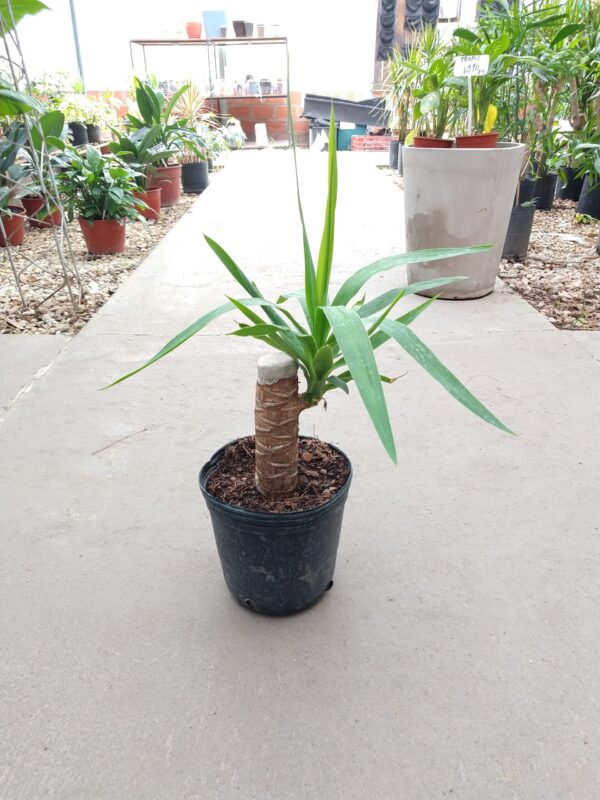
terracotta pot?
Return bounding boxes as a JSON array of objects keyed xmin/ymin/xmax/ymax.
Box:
[
  {"xmin": 100, "ymin": 143, "xmax": 112, "ymax": 155},
  {"xmin": 455, "ymin": 132, "xmax": 499, "ymax": 149},
  {"xmin": 412, "ymin": 136, "xmax": 453, "ymax": 149},
  {"xmin": 147, "ymin": 164, "xmax": 181, "ymax": 207},
  {"xmin": 133, "ymin": 188, "xmax": 161, "ymax": 221},
  {"xmin": 22, "ymin": 195, "xmax": 62, "ymax": 228},
  {"xmin": 185, "ymin": 21, "xmax": 202, "ymax": 38},
  {"xmin": 0, "ymin": 208, "xmax": 26, "ymax": 246},
  {"xmin": 78, "ymin": 218, "xmax": 126, "ymax": 254}
]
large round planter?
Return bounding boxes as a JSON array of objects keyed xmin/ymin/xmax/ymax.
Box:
[
  {"xmin": 576, "ymin": 174, "xmax": 600, "ymax": 220},
  {"xmin": 404, "ymin": 142, "xmax": 525, "ymax": 298},
  {"xmin": 199, "ymin": 438, "xmax": 352, "ymax": 615},
  {"xmin": 389, "ymin": 139, "xmax": 400, "ymax": 170},
  {"xmin": 22, "ymin": 195, "xmax": 62, "ymax": 228},
  {"xmin": 78, "ymin": 218, "xmax": 126, "ymax": 254},
  {"xmin": 0, "ymin": 209, "xmax": 26, "ymax": 246},
  {"xmin": 68, "ymin": 121, "xmax": 88, "ymax": 146},
  {"xmin": 533, "ymin": 172, "xmax": 558, "ymax": 211},
  {"xmin": 133, "ymin": 188, "xmax": 161, "ymax": 221},
  {"xmin": 86, "ymin": 123, "xmax": 102, "ymax": 144},
  {"xmin": 182, "ymin": 161, "xmax": 209, "ymax": 193},
  {"xmin": 147, "ymin": 164, "xmax": 181, "ymax": 207},
  {"xmin": 502, "ymin": 205, "xmax": 535, "ymax": 261},
  {"xmin": 557, "ymin": 167, "xmax": 584, "ymax": 201},
  {"xmin": 455, "ymin": 132, "xmax": 499, "ymax": 149}
]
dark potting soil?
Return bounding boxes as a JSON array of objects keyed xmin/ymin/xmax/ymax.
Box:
[{"xmin": 206, "ymin": 436, "xmax": 350, "ymax": 513}]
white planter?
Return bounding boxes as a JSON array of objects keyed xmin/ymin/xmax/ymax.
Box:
[{"xmin": 403, "ymin": 142, "xmax": 525, "ymax": 299}]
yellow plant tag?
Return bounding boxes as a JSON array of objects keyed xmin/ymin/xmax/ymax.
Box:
[{"xmin": 483, "ymin": 104, "xmax": 497, "ymax": 134}]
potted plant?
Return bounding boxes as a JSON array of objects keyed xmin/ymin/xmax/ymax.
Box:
[
  {"xmin": 0, "ymin": 120, "xmax": 30, "ymax": 245},
  {"xmin": 408, "ymin": 28, "xmax": 455, "ymax": 148},
  {"xmin": 58, "ymin": 146, "xmax": 144, "ymax": 254},
  {"xmin": 127, "ymin": 78, "xmax": 204, "ymax": 206},
  {"xmin": 575, "ymin": 142, "xmax": 600, "ymax": 219},
  {"xmin": 109, "ymin": 125, "xmax": 172, "ymax": 220},
  {"xmin": 57, "ymin": 92, "xmax": 93, "ymax": 146},
  {"xmin": 555, "ymin": 130, "xmax": 587, "ymax": 201},
  {"xmin": 181, "ymin": 143, "xmax": 209, "ymax": 193},
  {"xmin": 106, "ymin": 113, "xmax": 512, "ymax": 615},
  {"xmin": 19, "ymin": 109, "xmax": 67, "ymax": 229},
  {"xmin": 384, "ymin": 44, "xmax": 416, "ymax": 172}
]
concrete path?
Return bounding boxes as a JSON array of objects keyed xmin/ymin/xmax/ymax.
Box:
[
  {"xmin": 0, "ymin": 333, "xmax": 70, "ymax": 415},
  {"xmin": 1, "ymin": 151, "xmax": 600, "ymax": 800}
]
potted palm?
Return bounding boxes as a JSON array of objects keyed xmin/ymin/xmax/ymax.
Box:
[
  {"xmin": 58, "ymin": 146, "xmax": 144, "ymax": 254},
  {"xmin": 384, "ymin": 44, "xmax": 415, "ymax": 172},
  {"xmin": 409, "ymin": 29, "xmax": 455, "ymax": 148},
  {"xmin": 107, "ymin": 113, "xmax": 512, "ymax": 615},
  {"xmin": 127, "ymin": 79, "xmax": 203, "ymax": 206},
  {"xmin": 109, "ymin": 126, "xmax": 172, "ymax": 220}
]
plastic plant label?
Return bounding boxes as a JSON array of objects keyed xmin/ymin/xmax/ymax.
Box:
[{"xmin": 454, "ymin": 55, "xmax": 490, "ymax": 77}]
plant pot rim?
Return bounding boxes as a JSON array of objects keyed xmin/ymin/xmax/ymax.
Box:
[
  {"xmin": 199, "ymin": 436, "xmax": 352, "ymax": 524},
  {"xmin": 78, "ymin": 216, "xmax": 126, "ymax": 225},
  {"xmin": 406, "ymin": 141, "xmax": 525, "ymax": 154}
]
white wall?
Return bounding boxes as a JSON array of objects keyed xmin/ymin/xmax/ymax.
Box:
[{"xmin": 17, "ymin": 0, "xmax": 379, "ymax": 98}]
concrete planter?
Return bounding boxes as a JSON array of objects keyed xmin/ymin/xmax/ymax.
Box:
[{"xmin": 403, "ymin": 142, "xmax": 525, "ymax": 299}]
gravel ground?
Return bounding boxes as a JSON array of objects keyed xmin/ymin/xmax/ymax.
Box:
[
  {"xmin": 0, "ymin": 195, "xmax": 196, "ymax": 336},
  {"xmin": 499, "ymin": 199, "xmax": 600, "ymax": 330}
]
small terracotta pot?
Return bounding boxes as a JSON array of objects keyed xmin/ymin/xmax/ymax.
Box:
[
  {"xmin": 100, "ymin": 143, "xmax": 112, "ymax": 155},
  {"xmin": 412, "ymin": 136, "xmax": 453, "ymax": 149},
  {"xmin": 0, "ymin": 208, "xmax": 25, "ymax": 246},
  {"xmin": 455, "ymin": 132, "xmax": 499, "ymax": 149},
  {"xmin": 22, "ymin": 195, "xmax": 62, "ymax": 229},
  {"xmin": 185, "ymin": 21, "xmax": 202, "ymax": 38},
  {"xmin": 133, "ymin": 187, "xmax": 161, "ymax": 221},
  {"xmin": 147, "ymin": 164, "xmax": 181, "ymax": 207},
  {"xmin": 78, "ymin": 218, "xmax": 126, "ymax": 254}
]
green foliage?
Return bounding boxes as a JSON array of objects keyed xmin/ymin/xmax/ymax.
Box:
[
  {"xmin": 108, "ymin": 111, "xmax": 511, "ymax": 458},
  {"xmin": 108, "ymin": 126, "xmax": 173, "ymax": 189},
  {"xmin": 58, "ymin": 146, "xmax": 144, "ymax": 222},
  {"xmin": 0, "ymin": 0, "xmax": 48, "ymax": 31}
]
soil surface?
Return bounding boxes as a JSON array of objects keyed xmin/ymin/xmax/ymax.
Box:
[
  {"xmin": 206, "ymin": 436, "xmax": 351, "ymax": 513},
  {"xmin": 499, "ymin": 199, "xmax": 599, "ymax": 330},
  {"xmin": 0, "ymin": 195, "xmax": 196, "ymax": 336}
]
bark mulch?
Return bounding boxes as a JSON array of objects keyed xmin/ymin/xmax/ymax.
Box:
[{"xmin": 206, "ymin": 436, "xmax": 351, "ymax": 513}]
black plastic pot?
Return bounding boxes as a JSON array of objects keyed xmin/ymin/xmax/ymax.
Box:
[
  {"xmin": 534, "ymin": 172, "xmax": 558, "ymax": 210},
  {"xmin": 389, "ymin": 139, "xmax": 400, "ymax": 170},
  {"xmin": 86, "ymin": 123, "xmax": 102, "ymax": 144},
  {"xmin": 576, "ymin": 174, "xmax": 600, "ymax": 220},
  {"xmin": 398, "ymin": 142, "xmax": 404, "ymax": 176},
  {"xmin": 199, "ymin": 438, "xmax": 352, "ymax": 615},
  {"xmin": 68, "ymin": 121, "xmax": 88, "ymax": 146},
  {"xmin": 182, "ymin": 161, "xmax": 209, "ymax": 193},
  {"xmin": 502, "ymin": 205, "xmax": 535, "ymax": 261},
  {"xmin": 557, "ymin": 167, "xmax": 584, "ymax": 201},
  {"xmin": 517, "ymin": 176, "xmax": 537, "ymax": 205},
  {"xmin": 596, "ymin": 229, "xmax": 600, "ymax": 256},
  {"xmin": 207, "ymin": 157, "xmax": 214, "ymax": 173}
]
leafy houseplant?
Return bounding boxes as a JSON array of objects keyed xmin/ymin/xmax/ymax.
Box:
[
  {"xmin": 108, "ymin": 112, "xmax": 512, "ymax": 615},
  {"xmin": 127, "ymin": 78, "xmax": 204, "ymax": 206},
  {"xmin": 409, "ymin": 28, "xmax": 456, "ymax": 148},
  {"xmin": 19, "ymin": 109, "xmax": 67, "ymax": 228},
  {"xmin": 57, "ymin": 92, "xmax": 94, "ymax": 146},
  {"xmin": 0, "ymin": 120, "xmax": 30, "ymax": 246},
  {"xmin": 58, "ymin": 146, "xmax": 143, "ymax": 254},
  {"xmin": 109, "ymin": 126, "xmax": 172, "ymax": 220}
]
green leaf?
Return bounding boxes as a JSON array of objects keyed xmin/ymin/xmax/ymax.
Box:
[
  {"xmin": 0, "ymin": 87, "xmax": 43, "ymax": 116},
  {"xmin": 315, "ymin": 106, "xmax": 338, "ymax": 308},
  {"xmin": 327, "ymin": 375, "xmax": 349, "ymax": 394},
  {"xmin": 323, "ymin": 306, "xmax": 396, "ymax": 462},
  {"xmin": 165, "ymin": 83, "xmax": 191, "ymax": 121},
  {"xmin": 550, "ymin": 23, "xmax": 584, "ymax": 47},
  {"xmin": 453, "ymin": 27, "xmax": 480, "ymax": 42},
  {"xmin": 135, "ymin": 83, "xmax": 157, "ymax": 127},
  {"xmin": 313, "ymin": 344, "xmax": 333, "ymax": 379},
  {"xmin": 104, "ymin": 301, "xmax": 236, "ymax": 387},
  {"xmin": 358, "ymin": 276, "xmax": 466, "ymax": 318},
  {"xmin": 333, "ymin": 247, "xmax": 490, "ymax": 307},
  {"xmin": 0, "ymin": 0, "xmax": 48, "ymax": 31},
  {"xmin": 230, "ymin": 324, "xmax": 288, "ymax": 338},
  {"xmin": 420, "ymin": 90, "xmax": 441, "ymax": 114},
  {"xmin": 380, "ymin": 319, "xmax": 513, "ymax": 434}
]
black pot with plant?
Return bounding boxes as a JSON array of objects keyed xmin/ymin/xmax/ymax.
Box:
[
  {"xmin": 181, "ymin": 158, "xmax": 209, "ymax": 193},
  {"xmin": 106, "ymin": 113, "xmax": 512, "ymax": 615},
  {"xmin": 502, "ymin": 201, "xmax": 536, "ymax": 260}
]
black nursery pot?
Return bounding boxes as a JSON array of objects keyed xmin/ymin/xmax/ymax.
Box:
[
  {"xmin": 389, "ymin": 139, "xmax": 400, "ymax": 170},
  {"xmin": 518, "ymin": 176, "xmax": 537, "ymax": 205},
  {"xmin": 68, "ymin": 121, "xmax": 88, "ymax": 146},
  {"xmin": 502, "ymin": 205, "xmax": 535, "ymax": 261},
  {"xmin": 557, "ymin": 167, "xmax": 584, "ymax": 201},
  {"xmin": 181, "ymin": 161, "xmax": 209, "ymax": 193},
  {"xmin": 86, "ymin": 123, "xmax": 102, "ymax": 144},
  {"xmin": 534, "ymin": 172, "xmax": 558, "ymax": 210},
  {"xmin": 199, "ymin": 438, "xmax": 352, "ymax": 615},
  {"xmin": 576, "ymin": 174, "xmax": 600, "ymax": 220}
]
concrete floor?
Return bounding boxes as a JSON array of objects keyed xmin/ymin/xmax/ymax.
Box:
[
  {"xmin": 0, "ymin": 334, "xmax": 70, "ymax": 415},
  {"xmin": 1, "ymin": 151, "xmax": 600, "ymax": 799}
]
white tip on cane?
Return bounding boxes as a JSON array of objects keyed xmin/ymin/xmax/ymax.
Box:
[{"xmin": 257, "ymin": 353, "xmax": 298, "ymax": 385}]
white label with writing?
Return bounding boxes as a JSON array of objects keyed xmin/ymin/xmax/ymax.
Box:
[{"xmin": 454, "ymin": 55, "xmax": 490, "ymax": 77}]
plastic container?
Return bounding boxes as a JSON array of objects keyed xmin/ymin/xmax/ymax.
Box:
[
  {"xmin": 533, "ymin": 172, "xmax": 558, "ymax": 211},
  {"xmin": 78, "ymin": 218, "xmax": 126, "ymax": 254},
  {"xmin": 556, "ymin": 167, "xmax": 584, "ymax": 201},
  {"xmin": 337, "ymin": 124, "xmax": 366, "ymax": 151},
  {"xmin": 203, "ymin": 10, "xmax": 227, "ymax": 38},
  {"xmin": 412, "ymin": 136, "xmax": 453, "ymax": 148},
  {"xmin": 576, "ymin": 174, "xmax": 600, "ymax": 219},
  {"xmin": 502, "ymin": 205, "xmax": 535, "ymax": 260},
  {"xmin": 181, "ymin": 161, "xmax": 209, "ymax": 193},
  {"xmin": 147, "ymin": 164, "xmax": 181, "ymax": 206},
  {"xmin": 199, "ymin": 438, "xmax": 352, "ymax": 615},
  {"xmin": 133, "ymin": 188, "xmax": 161, "ymax": 220}
]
